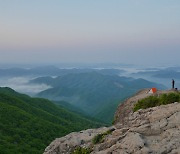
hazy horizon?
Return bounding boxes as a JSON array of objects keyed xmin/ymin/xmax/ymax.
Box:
[
  {"xmin": 0, "ymin": 62, "xmax": 179, "ymax": 69},
  {"xmin": 0, "ymin": 0, "xmax": 180, "ymax": 65}
]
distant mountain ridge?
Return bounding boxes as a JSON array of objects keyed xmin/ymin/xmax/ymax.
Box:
[
  {"xmin": 132, "ymin": 67, "xmax": 180, "ymax": 79},
  {"xmin": 0, "ymin": 66, "xmax": 124, "ymax": 77},
  {"xmin": 31, "ymin": 72, "xmax": 165, "ymax": 123}
]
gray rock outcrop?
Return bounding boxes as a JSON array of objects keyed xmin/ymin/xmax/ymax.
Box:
[{"xmin": 44, "ymin": 91, "xmax": 180, "ymax": 154}]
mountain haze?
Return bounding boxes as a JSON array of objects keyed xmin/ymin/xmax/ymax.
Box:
[{"xmin": 31, "ymin": 72, "xmax": 165, "ymax": 123}]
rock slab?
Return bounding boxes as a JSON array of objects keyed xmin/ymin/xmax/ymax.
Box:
[{"xmin": 44, "ymin": 102, "xmax": 180, "ymax": 154}]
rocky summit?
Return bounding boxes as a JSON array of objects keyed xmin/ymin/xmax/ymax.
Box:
[{"xmin": 44, "ymin": 90, "xmax": 180, "ymax": 154}]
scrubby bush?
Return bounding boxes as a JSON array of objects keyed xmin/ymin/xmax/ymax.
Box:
[
  {"xmin": 92, "ymin": 129, "xmax": 114, "ymax": 144},
  {"xmin": 133, "ymin": 92, "xmax": 180, "ymax": 112},
  {"xmin": 92, "ymin": 133, "xmax": 104, "ymax": 144},
  {"xmin": 159, "ymin": 93, "xmax": 180, "ymax": 105},
  {"xmin": 72, "ymin": 147, "xmax": 91, "ymax": 154}
]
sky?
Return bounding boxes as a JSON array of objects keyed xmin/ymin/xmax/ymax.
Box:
[{"xmin": 0, "ymin": 0, "xmax": 180, "ymax": 66}]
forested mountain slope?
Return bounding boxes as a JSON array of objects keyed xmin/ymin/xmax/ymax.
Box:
[{"xmin": 0, "ymin": 87, "xmax": 102, "ymax": 154}]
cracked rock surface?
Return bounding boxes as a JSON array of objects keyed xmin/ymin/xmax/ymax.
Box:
[{"xmin": 44, "ymin": 91, "xmax": 180, "ymax": 154}]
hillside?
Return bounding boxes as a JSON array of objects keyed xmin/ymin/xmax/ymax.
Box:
[
  {"xmin": 0, "ymin": 87, "xmax": 102, "ymax": 154},
  {"xmin": 44, "ymin": 90, "xmax": 180, "ymax": 154},
  {"xmin": 31, "ymin": 72, "xmax": 165, "ymax": 123}
]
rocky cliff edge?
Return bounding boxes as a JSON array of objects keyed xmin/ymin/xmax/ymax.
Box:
[{"xmin": 44, "ymin": 90, "xmax": 180, "ymax": 154}]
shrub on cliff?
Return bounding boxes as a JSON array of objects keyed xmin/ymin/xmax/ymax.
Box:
[
  {"xmin": 72, "ymin": 147, "xmax": 91, "ymax": 154},
  {"xmin": 92, "ymin": 129, "xmax": 114, "ymax": 144},
  {"xmin": 134, "ymin": 92, "xmax": 180, "ymax": 112}
]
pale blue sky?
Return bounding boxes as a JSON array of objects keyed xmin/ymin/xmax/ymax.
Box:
[{"xmin": 0, "ymin": 0, "xmax": 180, "ymax": 65}]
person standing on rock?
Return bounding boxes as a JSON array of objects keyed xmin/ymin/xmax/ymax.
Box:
[{"xmin": 172, "ymin": 79, "xmax": 175, "ymax": 89}]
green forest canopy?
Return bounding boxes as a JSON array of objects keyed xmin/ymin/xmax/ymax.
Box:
[{"xmin": 0, "ymin": 87, "xmax": 102, "ymax": 154}]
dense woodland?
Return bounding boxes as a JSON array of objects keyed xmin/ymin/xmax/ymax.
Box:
[{"xmin": 0, "ymin": 87, "xmax": 102, "ymax": 154}]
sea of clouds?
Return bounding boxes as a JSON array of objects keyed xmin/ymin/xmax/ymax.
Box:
[{"xmin": 0, "ymin": 77, "xmax": 51, "ymax": 96}]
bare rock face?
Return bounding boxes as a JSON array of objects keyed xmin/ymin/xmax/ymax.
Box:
[
  {"xmin": 44, "ymin": 91, "xmax": 180, "ymax": 154},
  {"xmin": 44, "ymin": 127, "xmax": 111, "ymax": 154},
  {"xmin": 114, "ymin": 89, "xmax": 177, "ymax": 125},
  {"xmin": 114, "ymin": 89, "xmax": 150, "ymax": 125}
]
